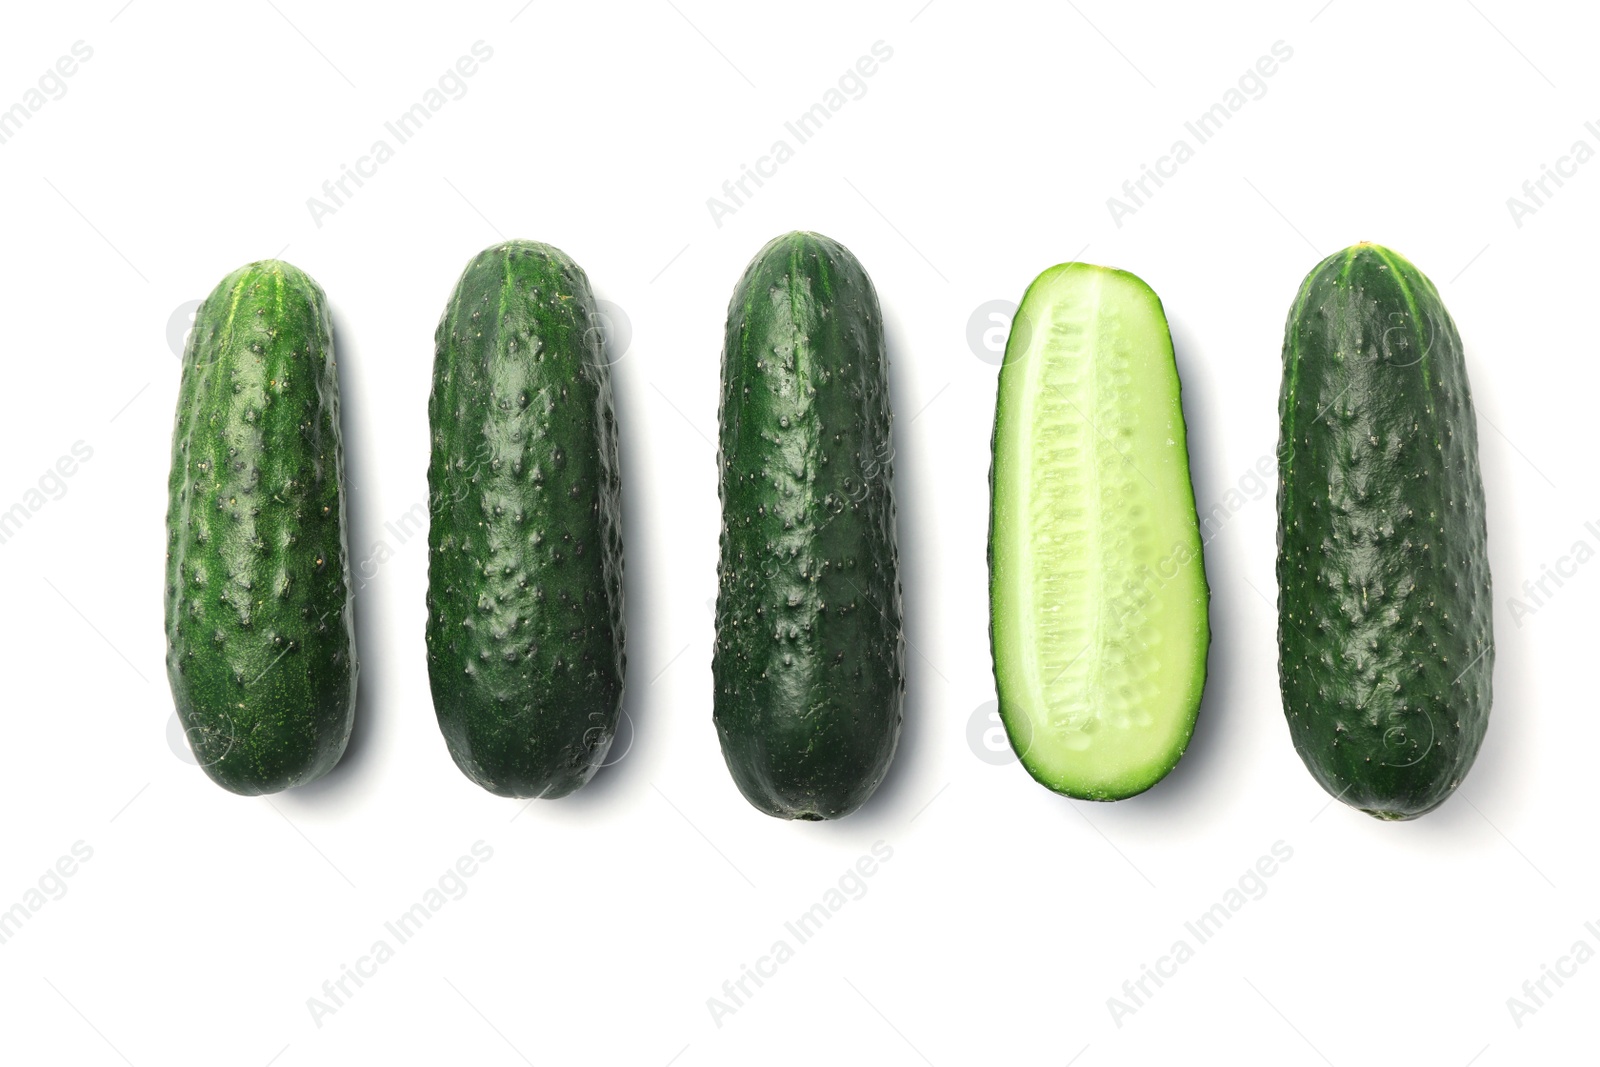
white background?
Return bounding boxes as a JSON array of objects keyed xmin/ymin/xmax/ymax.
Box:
[{"xmin": 0, "ymin": 1, "xmax": 1594, "ymax": 1064}]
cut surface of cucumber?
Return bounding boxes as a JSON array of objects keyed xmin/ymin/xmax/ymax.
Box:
[{"xmin": 988, "ymin": 262, "xmax": 1209, "ymax": 800}]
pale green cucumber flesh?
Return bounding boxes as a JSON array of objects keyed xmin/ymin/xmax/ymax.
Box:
[{"xmin": 989, "ymin": 263, "xmax": 1209, "ymax": 800}]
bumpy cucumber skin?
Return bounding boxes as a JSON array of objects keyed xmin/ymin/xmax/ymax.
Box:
[
  {"xmin": 164, "ymin": 260, "xmax": 358, "ymax": 796},
  {"xmin": 713, "ymin": 231, "xmax": 905, "ymax": 821},
  {"xmin": 426, "ymin": 241, "xmax": 625, "ymax": 799},
  {"xmin": 1277, "ymin": 243, "xmax": 1493, "ymax": 820}
]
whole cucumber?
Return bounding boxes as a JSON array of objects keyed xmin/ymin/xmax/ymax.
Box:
[
  {"xmin": 1276, "ymin": 242, "xmax": 1493, "ymax": 819},
  {"xmin": 164, "ymin": 260, "xmax": 358, "ymax": 795},
  {"xmin": 713, "ymin": 231, "xmax": 905, "ymax": 820},
  {"xmin": 426, "ymin": 241, "xmax": 625, "ymax": 798}
]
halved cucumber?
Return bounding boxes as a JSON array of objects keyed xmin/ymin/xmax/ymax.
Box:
[{"xmin": 988, "ymin": 262, "xmax": 1209, "ymax": 800}]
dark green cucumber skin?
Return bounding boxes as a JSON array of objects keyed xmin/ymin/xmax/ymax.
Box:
[
  {"xmin": 1276, "ymin": 243, "xmax": 1492, "ymax": 820},
  {"xmin": 713, "ymin": 231, "xmax": 905, "ymax": 820},
  {"xmin": 164, "ymin": 261, "xmax": 358, "ymax": 796},
  {"xmin": 426, "ymin": 241, "xmax": 625, "ymax": 799}
]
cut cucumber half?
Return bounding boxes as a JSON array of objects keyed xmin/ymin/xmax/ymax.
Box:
[{"xmin": 988, "ymin": 262, "xmax": 1209, "ymax": 800}]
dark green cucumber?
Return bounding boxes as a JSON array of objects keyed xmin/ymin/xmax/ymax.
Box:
[
  {"xmin": 713, "ymin": 231, "xmax": 905, "ymax": 820},
  {"xmin": 1276, "ymin": 242, "xmax": 1493, "ymax": 820},
  {"xmin": 426, "ymin": 241, "xmax": 625, "ymax": 799},
  {"xmin": 164, "ymin": 260, "xmax": 357, "ymax": 795}
]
